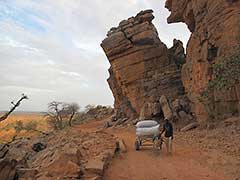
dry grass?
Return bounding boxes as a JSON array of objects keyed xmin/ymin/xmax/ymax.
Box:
[{"xmin": 0, "ymin": 114, "xmax": 49, "ymax": 143}]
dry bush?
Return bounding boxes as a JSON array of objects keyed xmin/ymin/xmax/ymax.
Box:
[
  {"xmin": 14, "ymin": 120, "xmax": 24, "ymax": 133},
  {"xmin": 24, "ymin": 121, "xmax": 38, "ymax": 131},
  {"xmin": 46, "ymin": 101, "xmax": 80, "ymax": 130}
]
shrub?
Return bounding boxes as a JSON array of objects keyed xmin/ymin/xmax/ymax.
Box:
[
  {"xmin": 14, "ymin": 120, "xmax": 24, "ymax": 133},
  {"xmin": 25, "ymin": 121, "xmax": 38, "ymax": 131},
  {"xmin": 207, "ymin": 51, "xmax": 240, "ymax": 91}
]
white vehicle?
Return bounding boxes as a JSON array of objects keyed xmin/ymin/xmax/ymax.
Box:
[{"xmin": 135, "ymin": 120, "xmax": 163, "ymax": 151}]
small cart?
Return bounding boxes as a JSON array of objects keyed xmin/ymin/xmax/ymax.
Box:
[{"xmin": 135, "ymin": 121, "xmax": 163, "ymax": 151}]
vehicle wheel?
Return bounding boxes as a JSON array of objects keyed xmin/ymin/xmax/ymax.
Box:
[
  {"xmin": 159, "ymin": 137, "xmax": 163, "ymax": 150},
  {"xmin": 153, "ymin": 137, "xmax": 161, "ymax": 151},
  {"xmin": 135, "ymin": 140, "xmax": 140, "ymax": 151}
]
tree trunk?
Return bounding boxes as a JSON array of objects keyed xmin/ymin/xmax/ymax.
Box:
[{"xmin": 68, "ymin": 112, "xmax": 75, "ymax": 127}]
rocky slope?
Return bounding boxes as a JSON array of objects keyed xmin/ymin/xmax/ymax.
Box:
[
  {"xmin": 101, "ymin": 10, "xmax": 186, "ymax": 121},
  {"xmin": 176, "ymin": 117, "xmax": 240, "ymax": 178},
  {"xmin": 0, "ymin": 128, "xmax": 118, "ymax": 180},
  {"xmin": 165, "ymin": 0, "xmax": 240, "ymax": 121}
]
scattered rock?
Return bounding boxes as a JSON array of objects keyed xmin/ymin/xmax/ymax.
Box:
[
  {"xmin": 86, "ymin": 176, "xmax": 101, "ymax": 180},
  {"xmin": 116, "ymin": 139, "xmax": 127, "ymax": 153},
  {"xmin": 17, "ymin": 168, "xmax": 38, "ymax": 179},
  {"xmin": 132, "ymin": 119, "xmax": 140, "ymax": 125},
  {"xmin": 85, "ymin": 159, "xmax": 105, "ymax": 176},
  {"xmin": 46, "ymin": 159, "xmax": 81, "ymax": 178},
  {"xmin": 104, "ymin": 121, "xmax": 114, "ymax": 128},
  {"xmin": 0, "ymin": 128, "xmax": 117, "ymax": 180},
  {"xmin": 181, "ymin": 122, "xmax": 199, "ymax": 132},
  {"xmin": 32, "ymin": 142, "xmax": 46, "ymax": 152},
  {"xmin": 224, "ymin": 117, "xmax": 240, "ymax": 126},
  {"xmin": 115, "ymin": 118, "xmax": 128, "ymax": 126},
  {"xmin": 178, "ymin": 111, "xmax": 188, "ymax": 120}
]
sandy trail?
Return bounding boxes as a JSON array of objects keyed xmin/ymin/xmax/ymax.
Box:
[
  {"xmin": 77, "ymin": 120, "xmax": 231, "ymax": 180},
  {"xmin": 104, "ymin": 128, "xmax": 231, "ymax": 180}
]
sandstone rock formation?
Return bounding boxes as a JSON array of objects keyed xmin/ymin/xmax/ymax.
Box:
[
  {"xmin": 165, "ymin": 0, "xmax": 240, "ymax": 121},
  {"xmin": 0, "ymin": 129, "xmax": 117, "ymax": 180},
  {"xmin": 101, "ymin": 10, "xmax": 186, "ymax": 120}
]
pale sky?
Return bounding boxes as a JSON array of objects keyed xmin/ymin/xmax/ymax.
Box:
[{"xmin": 0, "ymin": 0, "xmax": 190, "ymax": 111}]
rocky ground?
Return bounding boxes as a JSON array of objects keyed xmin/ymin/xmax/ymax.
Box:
[
  {"xmin": 104, "ymin": 126, "xmax": 238, "ymax": 180},
  {"xmin": 0, "ymin": 117, "xmax": 239, "ymax": 180},
  {"xmin": 0, "ymin": 121, "xmax": 118, "ymax": 180},
  {"xmin": 104, "ymin": 117, "xmax": 240, "ymax": 180},
  {"xmin": 176, "ymin": 117, "xmax": 240, "ymax": 179}
]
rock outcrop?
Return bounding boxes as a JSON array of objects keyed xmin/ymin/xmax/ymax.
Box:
[
  {"xmin": 77, "ymin": 105, "xmax": 114, "ymax": 123},
  {"xmin": 0, "ymin": 129, "xmax": 117, "ymax": 180},
  {"xmin": 165, "ymin": 0, "xmax": 240, "ymax": 121},
  {"xmin": 101, "ymin": 10, "xmax": 185, "ymax": 120}
]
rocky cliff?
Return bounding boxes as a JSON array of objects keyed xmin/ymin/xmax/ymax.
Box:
[
  {"xmin": 165, "ymin": 0, "xmax": 240, "ymax": 121},
  {"xmin": 101, "ymin": 10, "xmax": 186, "ymax": 120}
]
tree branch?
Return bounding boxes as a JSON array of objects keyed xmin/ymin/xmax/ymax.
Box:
[{"xmin": 0, "ymin": 94, "xmax": 28, "ymax": 122}]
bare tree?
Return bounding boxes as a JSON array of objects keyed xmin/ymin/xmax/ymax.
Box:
[
  {"xmin": 0, "ymin": 94, "xmax": 28, "ymax": 122},
  {"xmin": 46, "ymin": 101, "xmax": 80, "ymax": 130},
  {"xmin": 46, "ymin": 101, "xmax": 64, "ymax": 130},
  {"xmin": 65, "ymin": 103, "xmax": 80, "ymax": 127}
]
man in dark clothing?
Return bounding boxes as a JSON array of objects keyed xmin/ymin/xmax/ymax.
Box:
[{"xmin": 161, "ymin": 119, "xmax": 173, "ymax": 154}]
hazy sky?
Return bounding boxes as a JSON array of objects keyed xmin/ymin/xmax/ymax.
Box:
[{"xmin": 0, "ymin": 0, "xmax": 190, "ymax": 111}]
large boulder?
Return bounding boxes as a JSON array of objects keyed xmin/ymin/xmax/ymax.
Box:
[
  {"xmin": 101, "ymin": 10, "xmax": 185, "ymax": 121},
  {"xmin": 159, "ymin": 95, "xmax": 173, "ymax": 120}
]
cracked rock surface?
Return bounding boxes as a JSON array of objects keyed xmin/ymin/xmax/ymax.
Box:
[{"xmin": 101, "ymin": 10, "xmax": 186, "ymax": 121}]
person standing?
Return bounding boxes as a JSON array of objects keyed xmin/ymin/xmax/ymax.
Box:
[{"xmin": 161, "ymin": 118, "xmax": 173, "ymax": 154}]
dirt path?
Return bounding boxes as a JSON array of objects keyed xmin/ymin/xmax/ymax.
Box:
[
  {"xmin": 76, "ymin": 120, "xmax": 232, "ymax": 180},
  {"xmin": 104, "ymin": 128, "xmax": 231, "ymax": 180}
]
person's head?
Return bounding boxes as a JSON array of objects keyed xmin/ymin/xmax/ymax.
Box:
[{"xmin": 165, "ymin": 118, "xmax": 169, "ymax": 123}]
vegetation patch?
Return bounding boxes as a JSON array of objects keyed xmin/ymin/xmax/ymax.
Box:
[{"xmin": 199, "ymin": 46, "xmax": 240, "ymax": 120}]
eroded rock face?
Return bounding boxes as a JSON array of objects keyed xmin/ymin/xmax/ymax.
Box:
[
  {"xmin": 101, "ymin": 10, "xmax": 185, "ymax": 120},
  {"xmin": 166, "ymin": 0, "xmax": 240, "ymax": 121}
]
